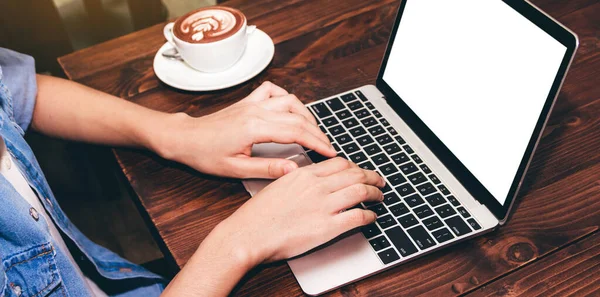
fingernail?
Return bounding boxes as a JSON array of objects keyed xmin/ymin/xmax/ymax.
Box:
[
  {"xmin": 284, "ymin": 163, "xmax": 297, "ymax": 174},
  {"xmin": 380, "ymin": 191, "xmax": 385, "ymax": 201}
]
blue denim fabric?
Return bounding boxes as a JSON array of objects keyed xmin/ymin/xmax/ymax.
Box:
[{"xmin": 0, "ymin": 48, "xmax": 165, "ymax": 296}]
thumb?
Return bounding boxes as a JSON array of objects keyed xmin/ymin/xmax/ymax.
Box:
[{"xmin": 231, "ymin": 157, "xmax": 298, "ymax": 179}]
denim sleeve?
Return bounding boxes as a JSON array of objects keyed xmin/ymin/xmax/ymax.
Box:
[{"xmin": 0, "ymin": 47, "xmax": 37, "ymax": 132}]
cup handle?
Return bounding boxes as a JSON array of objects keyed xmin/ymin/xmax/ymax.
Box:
[
  {"xmin": 247, "ymin": 25, "xmax": 257, "ymax": 35},
  {"xmin": 164, "ymin": 22, "xmax": 177, "ymax": 47}
]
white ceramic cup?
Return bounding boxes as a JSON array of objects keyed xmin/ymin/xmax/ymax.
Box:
[{"xmin": 163, "ymin": 19, "xmax": 256, "ymax": 72}]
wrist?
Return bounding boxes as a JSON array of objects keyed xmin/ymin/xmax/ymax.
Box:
[
  {"xmin": 204, "ymin": 219, "xmax": 264, "ymax": 270},
  {"xmin": 143, "ymin": 111, "xmax": 194, "ymax": 160}
]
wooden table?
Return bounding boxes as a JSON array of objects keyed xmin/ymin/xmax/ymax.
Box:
[{"xmin": 58, "ymin": 0, "xmax": 600, "ymax": 296}]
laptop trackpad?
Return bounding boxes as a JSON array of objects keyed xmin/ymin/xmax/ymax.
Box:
[{"xmin": 242, "ymin": 143, "xmax": 312, "ymax": 196}]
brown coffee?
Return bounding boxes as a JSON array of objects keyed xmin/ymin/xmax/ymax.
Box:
[{"xmin": 173, "ymin": 6, "xmax": 245, "ymax": 44}]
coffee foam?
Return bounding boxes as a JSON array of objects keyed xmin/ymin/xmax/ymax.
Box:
[{"xmin": 174, "ymin": 6, "xmax": 245, "ymax": 44}]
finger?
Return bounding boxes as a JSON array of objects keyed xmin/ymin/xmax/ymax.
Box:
[
  {"xmin": 257, "ymin": 110, "xmax": 331, "ymax": 150},
  {"xmin": 226, "ymin": 156, "xmax": 298, "ymax": 179},
  {"xmin": 244, "ymin": 81, "xmax": 289, "ymax": 103},
  {"xmin": 306, "ymin": 157, "xmax": 354, "ymax": 176},
  {"xmin": 254, "ymin": 121, "xmax": 336, "ymax": 157},
  {"xmin": 322, "ymin": 168, "xmax": 385, "ymax": 193},
  {"xmin": 334, "ymin": 209, "xmax": 378, "ymax": 233},
  {"xmin": 260, "ymin": 94, "xmax": 318, "ymax": 126},
  {"xmin": 328, "ymin": 184, "xmax": 384, "ymax": 212}
]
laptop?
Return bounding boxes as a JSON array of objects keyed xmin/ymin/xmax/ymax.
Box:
[{"xmin": 243, "ymin": 0, "xmax": 578, "ymax": 295}]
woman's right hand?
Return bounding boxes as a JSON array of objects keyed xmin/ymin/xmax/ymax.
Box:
[{"xmin": 219, "ymin": 157, "xmax": 385, "ymax": 264}]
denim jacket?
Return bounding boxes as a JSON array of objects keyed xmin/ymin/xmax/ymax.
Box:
[{"xmin": 0, "ymin": 48, "xmax": 164, "ymax": 296}]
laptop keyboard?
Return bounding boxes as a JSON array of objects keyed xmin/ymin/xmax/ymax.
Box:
[{"xmin": 306, "ymin": 90, "xmax": 483, "ymax": 265}]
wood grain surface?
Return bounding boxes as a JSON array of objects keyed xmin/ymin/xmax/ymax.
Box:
[{"xmin": 58, "ymin": 0, "xmax": 600, "ymax": 296}]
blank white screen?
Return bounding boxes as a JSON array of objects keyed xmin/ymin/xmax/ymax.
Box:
[{"xmin": 383, "ymin": 0, "xmax": 566, "ymax": 204}]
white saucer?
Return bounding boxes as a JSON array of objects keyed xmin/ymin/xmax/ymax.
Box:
[{"xmin": 153, "ymin": 29, "xmax": 275, "ymax": 91}]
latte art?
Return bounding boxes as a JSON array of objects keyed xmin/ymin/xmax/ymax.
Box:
[{"xmin": 174, "ymin": 6, "xmax": 245, "ymax": 44}]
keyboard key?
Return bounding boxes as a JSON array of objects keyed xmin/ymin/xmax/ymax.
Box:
[
  {"xmin": 354, "ymin": 109, "xmax": 371, "ymax": 119},
  {"xmin": 407, "ymin": 226, "xmax": 436, "ymax": 250},
  {"xmin": 372, "ymin": 153, "xmax": 390, "ymax": 165},
  {"xmin": 383, "ymin": 143, "xmax": 402, "ymax": 155},
  {"xmin": 377, "ymin": 248, "xmax": 400, "ymax": 264},
  {"xmin": 342, "ymin": 142, "xmax": 360, "ymax": 154},
  {"xmin": 445, "ymin": 216, "xmax": 472, "ymax": 236},
  {"xmin": 341, "ymin": 93, "xmax": 357, "ymax": 102},
  {"xmin": 355, "ymin": 90, "xmax": 368, "ymax": 101},
  {"xmin": 389, "ymin": 203, "xmax": 409, "ymax": 217},
  {"xmin": 438, "ymin": 185, "xmax": 451, "ymax": 195},
  {"xmin": 457, "ymin": 207, "xmax": 471, "ymax": 218},
  {"xmin": 387, "ymin": 173, "xmax": 406, "ymax": 186},
  {"xmin": 447, "ymin": 195, "xmax": 460, "ymax": 206},
  {"xmin": 328, "ymin": 125, "xmax": 345, "ymax": 136},
  {"xmin": 429, "ymin": 174, "xmax": 441, "ymax": 185},
  {"xmin": 403, "ymin": 145, "xmax": 414, "ymax": 154},
  {"xmin": 321, "ymin": 116, "xmax": 338, "ymax": 126},
  {"xmin": 336, "ymin": 109, "xmax": 352, "ymax": 120},
  {"xmin": 380, "ymin": 118, "xmax": 390, "ymax": 126},
  {"xmin": 396, "ymin": 183, "xmax": 416, "ymax": 197},
  {"xmin": 416, "ymin": 183, "xmax": 437, "ymax": 196},
  {"xmin": 365, "ymin": 102, "xmax": 375, "ymax": 110},
  {"xmin": 467, "ymin": 218, "xmax": 482, "ymax": 230},
  {"xmin": 364, "ymin": 144, "xmax": 382, "ymax": 156},
  {"xmin": 400, "ymin": 162, "xmax": 418, "ymax": 175},
  {"xmin": 368, "ymin": 203, "xmax": 388, "ymax": 216},
  {"xmin": 361, "ymin": 117, "xmax": 378, "ymax": 127},
  {"xmin": 342, "ymin": 118, "xmax": 359, "ymax": 128},
  {"xmin": 327, "ymin": 134, "xmax": 334, "ymax": 143},
  {"xmin": 307, "ymin": 150, "xmax": 328, "ymax": 163},
  {"xmin": 379, "ymin": 163, "xmax": 399, "ymax": 176},
  {"xmin": 349, "ymin": 152, "xmax": 368, "ymax": 164},
  {"xmin": 349, "ymin": 126, "xmax": 367, "ymax": 137},
  {"xmin": 385, "ymin": 227, "xmax": 418, "ymax": 257},
  {"xmin": 395, "ymin": 136, "xmax": 406, "ymax": 144},
  {"xmin": 423, "ymin": 216, "xmax": 444, "ymax": 231},
  {"xmin": 310, "ymin": 103, "xmax": 332, "ymax": 118},
  {"xmin": 369, "ymin": 236, "xmax": 391, "ymax": 251},
  {"xmin": 408, "ymin": 172, "xmax": 427, "ymax": 185},
  {"xmin": 319, "ymin": 125, "xmax": 327, "ymax": 133},
  {"xmin": 376, "ymin": 134, "xmax": 394, "ymax": 145},
  {"xmin": 432, "ymin": 227, "xmax": 455, "ymax": 244},
  {"xmin": 332, "ymin": 143, "xmax": 341, "ymax": 152},
  {"xmin": 368, "ymin": 125, "xmax": 386, "ymax": 136},
  {"xmin": 398, "ymin": 214, "xmax": 418, "ymax": 228},
  {"xmin": 391, "ymin": 152, "xmax": 410, "ymax": 165},
  {"xmin": 387, "ymin": 127, "xmax": 398, "ymax": 135},
  {"xmin": 435, "ymin": 204, "xmax": 457, "ymax": 218},
  {"xmin": 358, "ymin": 161, "xmax": 376, "ymax": 171},
  {"xmin": 361, "ymin": 223, "xmax": 382, "ymax": 238},
  {"xmin": 383, "ymin": 192, "xmax": 401, "ymax": 205},
  {"xmin": 411, "ymin": 154, "xmax": 423, "ymax": 164},
  {"xmin": 337, "ymin": 152, "xmax": 347, "ymax": 159},
  {"xmin": 325, "ymin": 98, "xmax": 345, "ymax": 111},
  {"xmin": 356, "ymin": 135, "xmax": 374, "ymax": 146},
  {"xmin": 381, "ymin": 183, "xmax": 393, "ymax": 194},
  {"xmin": 404, "ymin": 194, "xmax": 425, "ymax": 207},
  {"xmin": 372, "ymin": 110, "xmax": 383, "ymax": 118},
  {"xmin": 420, "ymin": 164, "xmax": 432, "ymax": 174},
  {"xmin": 335, "ymin": 133, "xmax": 352, "ymax": 145},
  {"xmin": 413, "ymin": 204, "xmax": 434, "ymax": 219},
  {"xmin": 347, "ymin": 100, "xmax": 364, "ymax": 110},
  {"xmin": 376, "ymin": 215, "xmax": 397, "ymax": 229},
  {"xmin": 425, "ymin": 193, "xmax": 446, "ymax": 207}
]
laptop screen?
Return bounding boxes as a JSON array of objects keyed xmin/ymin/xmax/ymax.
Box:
[{"xmin": 382, "ymin": 0, "xmax": 567, "ymax": 205}]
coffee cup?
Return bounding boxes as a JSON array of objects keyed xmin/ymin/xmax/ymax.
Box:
[{"xmin": 163, "ymin": 6, "xmax": 255, "ymax": 72}]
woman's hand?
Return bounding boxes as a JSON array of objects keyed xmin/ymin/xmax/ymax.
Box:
[
  {"xmin": 156, "ymin": 81, "xmax": 336, "ymax": 179},
  {"xmin": 162, "ymin": 158, "xmax": 385, "ymax": 297}
]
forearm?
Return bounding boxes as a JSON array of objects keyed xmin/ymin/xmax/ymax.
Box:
[
  {"xmin": 161, "ymin": 222, "xmax": 258, "ymax": 296},
  {"xmin": 31, "ymin": 74, "xmax": 174, "ymax": 152}
]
